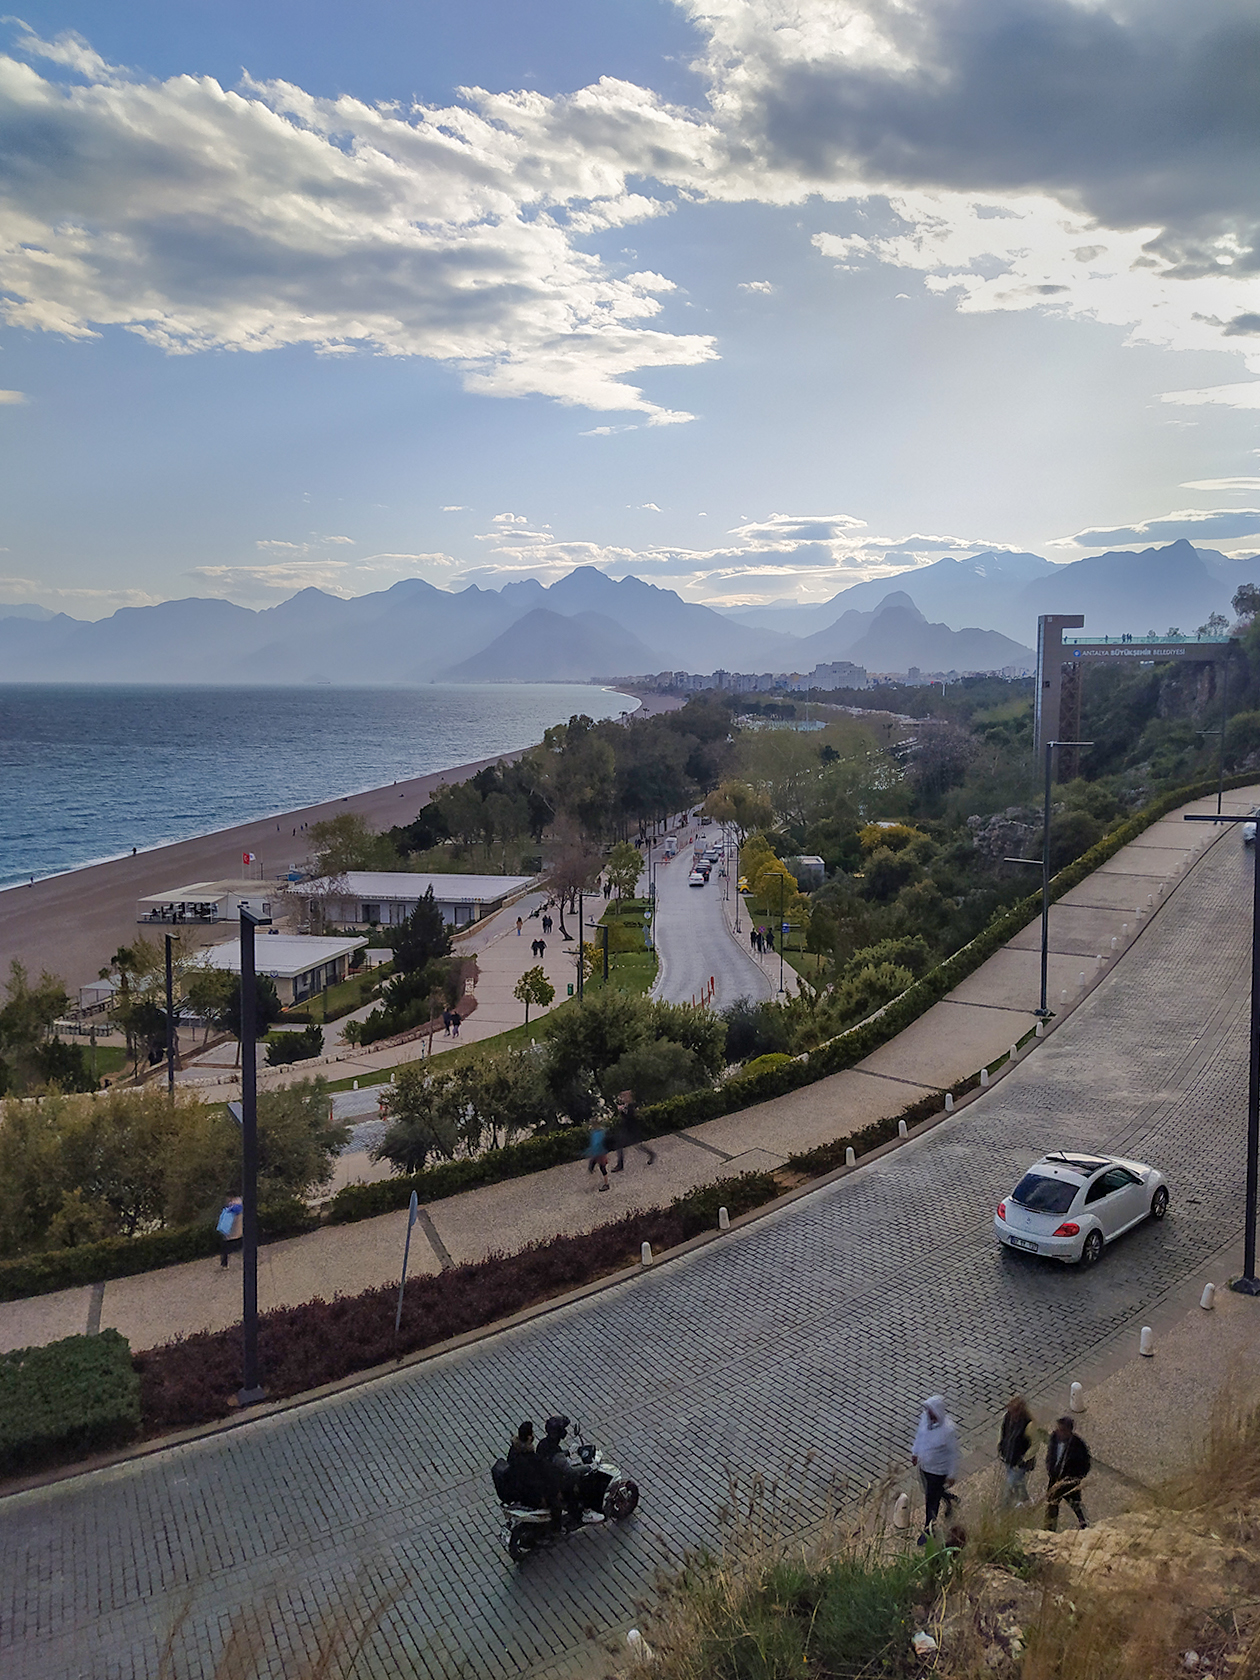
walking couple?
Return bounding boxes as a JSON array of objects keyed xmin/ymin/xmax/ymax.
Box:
[{"xmin": 585, "ymin": 1090, "xmax": 657, "ymax": 1190}]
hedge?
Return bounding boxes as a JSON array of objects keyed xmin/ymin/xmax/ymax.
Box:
[
  {"xmin": 0, "ymin": 1198, "xmax": 319, "ymax": 1305},
  {"xmin": 1, "ymin": 1328, "xmax": 141, "ymax": 1475}
]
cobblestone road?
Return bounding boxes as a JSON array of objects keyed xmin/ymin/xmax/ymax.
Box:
[{"xmin": 3, "ymin": 830, "xmax": 1252, "ymax": 1680}]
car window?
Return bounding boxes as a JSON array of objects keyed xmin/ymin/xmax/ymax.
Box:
[
  {"xmin": 1101, "ymin": 1168, "xmax": 1133, "ymax": 1194},
  {"xmin": 1012, "ymin": 1173, "xmax": 1078, "ymax": 1214},
  {"xmin": 1084, "ymin": 1177, "xmax": 1111, "ymax": 1204}
]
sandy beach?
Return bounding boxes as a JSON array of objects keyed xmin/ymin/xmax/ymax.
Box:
[{"xmin": 0, "ymin": 688, "xmax": 675, "ymax": 997}]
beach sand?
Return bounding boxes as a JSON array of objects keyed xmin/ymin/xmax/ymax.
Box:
[{"xmin": 0, "ymin": 688, "xmax": 675, "ymax": 996}]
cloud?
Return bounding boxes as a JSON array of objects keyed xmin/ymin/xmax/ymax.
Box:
[
  {"xmin": 1161, "ymin": 383, "xmax": 1260, "ymax": 409},
  {"xmin": 1180, "ymin": 478, "xmax": 1260, "ymax": 491},
  {"xmin": 0, "ymin": 388, "xmax": 26, "ymax": 403},
  {"xmin": 638, "ymin": 502, "xmax": 661, "ymax": 511},
  {"xmin": 189, "ymin": 549, "xmax": 456, "ymax": 599},
  {"xmin": 738, "ymin": 280, "xmax": 773, "ymax": 293},
  {"xmin": 1058, "ymin": 509, "xmax": 1260, "ymax": 548},
  {"xmin": 440, "ymin": 505, "xmax": 467, "ymax": 512},
  {"xmin": 0, "ymin": 29, "xmax": 718, "ymax": 418}
]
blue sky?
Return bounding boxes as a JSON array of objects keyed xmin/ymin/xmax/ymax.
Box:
[{"xmin": 1, "ymin": 0, "xmax": 1259, "ymax": 617}]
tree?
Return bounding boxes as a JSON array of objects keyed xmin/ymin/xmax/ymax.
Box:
[
  {"xmin": 223, "ymin": 973, "xmax": 285, "ymax": 1045},
  {"xmin": 307, "ymin": 813, "xmax": 397, "ymax": 875},
  {"xmin": 374, "ymin": 1064, "xmax": 461, "ymax": 1173},
  {"xmin": 604, "ymin": 841, "xmax": 643, "ymax": 900},
  {"xmin": 392, "ymin": 888, "xmax": 452, "ymax": 974},
  {"xmin": 703, "ymin": 781, "xmax": 774, "ymax": 842},
  {"xmin": 265, "ymin": 1024, "xmax": 325, "ymax": 1066},
  {"xmin": 1198, "ymin": 612, "xmax": 1230, "ymax": 636},
  {"xmin": 0, "ymin": 961, "xmax": 73, "ymax": 1095},
  {"xmin": 514, "ymin": 966, "xmax": 555, "ymax": 1023}
]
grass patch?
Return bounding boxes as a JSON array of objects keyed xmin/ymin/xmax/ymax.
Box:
[{"xmin": 285, "ymin": 965, "xmax": 391, "ymax": 1025}]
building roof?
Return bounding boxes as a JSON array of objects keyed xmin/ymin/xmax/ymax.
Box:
[
  {"xmin": 137, "ymin": 879, "xmax": 272, "ymax": 907},
  {"xmin": 304, "ymin": 871, "xmax": 534, "ymax": 901},
  {"xmin": 195, "ymin": 934, "xmax": 367, "ymax": 979}
]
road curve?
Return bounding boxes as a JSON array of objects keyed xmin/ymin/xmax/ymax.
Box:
[
  {"xmin": 4, "ymin": 827, "xmax": 1252, "ymax": 1680},
  {"xmin": 651, "ymin": 827, "xmax": 774, "ymax": 1010}
]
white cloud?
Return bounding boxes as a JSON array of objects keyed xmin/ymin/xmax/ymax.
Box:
[
  {"xmin": 0, "ymin": 388, "xmax": 26, "ymax": 403},
  {"xmin": 440, "ymin": 505, "xmax": 467, "ymax": 512},
  {"xmin": 1162, "ymin": 383, "xmax": 1260, "ymax": 409},
  {"xmin": 1181, "ymin": 478, "xmax": 1260, "ymax": 491},
  {"xmin": 1056, "ymin": 509, "xmax": 1260, "ymax": 549},
  {"xmin": 0, "ymin": 29, "xmax": 718, "ymax": 418},
  {"xmin": 638, "ymin": 502, "xmax": 661, "ymax": 511},
  {"xmin": 738, "ymin": 280, "xmax": 773, "ymax": 293}
]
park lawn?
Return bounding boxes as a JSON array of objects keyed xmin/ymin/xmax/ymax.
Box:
[
  {"xmin": 90, "ymin": 1045, "xmax": 128, "ymax": 1080},
  {"xmin": 285, "ymin": 964, "xmax": 391, "ymax": 1025}
]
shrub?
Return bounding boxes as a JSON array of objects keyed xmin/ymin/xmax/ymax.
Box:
[
  {"xmin": 0, "ymin": 1328, "xmax": 141, "ymax": 1474},
  {"xmin": 265, "ymin": 1024, "xmax": 324, "ymax": 1066},
  {"xmin": 741, "ymin": 1053, "xmax": 794, "ymax": 1078}
]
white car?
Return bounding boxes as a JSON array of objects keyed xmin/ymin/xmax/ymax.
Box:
[
  {"xmin": 688, "ymin": 870, "xmax": 706, "ymax": 887},
  {"xmin": 1245, "ymin": 816, "xmax": 1257, "ymax": 846},
  {"xmin": 994, "ymin": 1152, "xmax": 1168, "ymax": 1266}
]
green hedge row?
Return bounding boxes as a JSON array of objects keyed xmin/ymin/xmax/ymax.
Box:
[
  {"xmin": 0, "ymin": 1328, "xmax": 141, "ymax": 1475},
  {"xmin": 0, "ymin": 1197, "xmax": 319, "ymax": 1305}
]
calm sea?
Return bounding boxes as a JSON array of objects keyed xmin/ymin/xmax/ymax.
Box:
[{"xmin": 0, "ymin": 683, "xmax": 632, "ymax": 889}]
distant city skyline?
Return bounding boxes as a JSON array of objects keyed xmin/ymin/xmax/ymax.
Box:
[{"xmin": 1, "ymin": 1, "xmax": 1258, "ymax": 618}]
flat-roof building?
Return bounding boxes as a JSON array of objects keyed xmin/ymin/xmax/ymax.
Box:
[
  {"xmin": 193, "ymin": 933, "xmax": 368, "ymax": 1006},
  {"xmin": 137, "ymin": 880, "xmax": 274, "ymax": 927},
  {"xmin": 302, "ymin": 871, "xmax": 533, "ymax": 929}
]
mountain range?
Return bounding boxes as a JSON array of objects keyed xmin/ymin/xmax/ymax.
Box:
[{"xmin": 0, "ymin": 539, "xmax": 1250, "ymax": 685}]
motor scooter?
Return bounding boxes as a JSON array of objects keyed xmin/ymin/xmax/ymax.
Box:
[{"xmin": 491, "ymin": 1424, "xmax": 640, "ymax": 1562}]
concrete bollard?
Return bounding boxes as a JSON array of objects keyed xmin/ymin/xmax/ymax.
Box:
[
  {"xmin": 892, "ymin": 1492, "xmax": 910, "ymax": 1530},
  {"xmin": 1010, "ymin": 1043, "xmax": 1019, "ymax": 1062},
  {"xmin": 1122, "ymin": 923, "xmax": 1128, "ymax": 938},
  {"xmin": 980, "ymin": 1067, "xmax": 990, "ymax": 1087},
  {"xmin": 1061, "ymin": 989, "xmax": 1069, "ymax": 1005},
  {"xmin": 627, "ymin": 1629, "xmax": 655, "ymax": 1663},
  {"xmin": 945, "ymin": 1093, "xmax": 954, "ymax": 1111},
  {"xmin": 1111, "ymin": 937, "xmax": 1118, "ymax": 952},
  {"xmin": 1136, "ymin": 908, "xmax": 1145, "ymax": 921},
  {"xmin": 1070, "ymin": 1381, "xmax": 1085, "ymax": 1412},
  {"xmin": 1139, "ymin": 1325, "xmax": 1154, "ymax": 1357},
  {"xmin": 1078, "ymin": 972, "xmax": 1087, "ymax": 990},
  {"xmin": 1201, "ymin": 1283, "xmax": 1216, "ymax": 1311},
  {"xmin": 718, "ymin": 1206, "xmax": 730, "ymax": 1231},
  {"xmin": 641, "ymin": 1241, "xmax": 653, "ymax": 1265},
  {"xmin": 1096, "ymin": 954, "xmax": 1106, "ymax": 968},
  {"xmin": 845, "ymin": 1146, "xmax": 856, "ymax": 1166},
  {"xmin": 898, "ymin": 1118, "xmax": 908, "ymax": 1137},
  {"xmin": 1147, "ymin": 894, "xmax": 1154, "ymax": 907},
  {"xmin": 353, "ymin": 1079, "xmax": 359, "ymax": 1090},
  {"xmin": 1035, "ymin": 1020, "xmax": 1044, "ymax": 1038},
  {"xmin": 1158, "ymin": 883, "xmax": 1165, "ymax": 897}
]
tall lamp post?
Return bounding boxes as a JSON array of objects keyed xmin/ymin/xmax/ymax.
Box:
[
  {"xmin": 164, "ymin": 933, "xmax": 177, "ymax": 1099},
  {"xmin": 235, "ymin": 902, "xmax": 268, "ymax": 1404},
  {"xmin": 1185, "ymin": 810, "xmax": 1260, "ymax": 1295},
  {"xmin": 1006, "ymin": 739, "xmax": 1093, "ymax": 1018},
  {"xmin": 778, "ymin": 873, "xmax": 786, "ymax": 996}
]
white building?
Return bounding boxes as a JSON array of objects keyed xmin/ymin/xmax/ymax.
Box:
[
  {"xmin": 193, "ymin": 933, "xmax": 368, "ymax": 1007},
  {"xmin": 137, "ymin": 879, "xmax": 275, "ymax": 927},
  {"xmin": 303, "ymin": 870, "xmax": 534, "ymax": 930}
]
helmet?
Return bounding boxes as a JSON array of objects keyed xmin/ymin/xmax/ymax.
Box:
[{"xmin": 543, "ymin": 1414, "xmax": 570, "ymax": 1438}]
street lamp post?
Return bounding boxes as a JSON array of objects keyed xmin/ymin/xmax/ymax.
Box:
[
  {"xmin": 778, "ymin": 873, "xmax": 785, "ymax": 995},
  {"xmin": 577, "ymin": 891, "xmax": 584, "ymax": 1000},
  {"xmin": 164, "ymin": 933, "xmax": 177, "ymax": 1099},
  {"xmin": 1006, "ymin": 739, "xmax": 1093, "ymax": 1018},
  {"xmin": 236, "ymin": 903, "xmax": 267, "ymax": 1405},
  {"xmin": 1185, "ymin": 810, "xmax": 1260, "ymax": 1294}
]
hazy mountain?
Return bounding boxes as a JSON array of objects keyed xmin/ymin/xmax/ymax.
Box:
[
  {"xmin": 1013, "ymin": 539, "xmax": 1233, "ymax": 636},
  {"xmin": 0, "ymin": 602, "xmax": 60, "ymax": 621},
  {"xmin": 838, "ymin": 595, "xmax": 1033, "ymax": 673},
  {"xmin": 441, "ymin": 608, "xmax": 657, "ymax": 682}
]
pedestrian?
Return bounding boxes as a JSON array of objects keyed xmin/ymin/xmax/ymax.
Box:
[
  {"xmin": 766, "ymin": 927, "xmax": 775, "ymax": 951},
  {"xmin": 450, "ymin": 1010, "xmax": 461, "ymax": 1037},
  {"xmin": 585, "ymin": 1123, "xmax": 611, "ymax": 1191},
  {"xmin": 749, "ymin": 929, "xmax": 757, "ymax": 951},
  {"xmin": 998, "ymin": 1395, "xmax": 1035, "ymax": 1507},
  {"xmin": 531, "ymin": 939, "xmax": 540, "ymax": 958},
  {"xmin": 911, "ymin": 1395, "xmax": 960, "ymax": 1544},
  {"xmin": 217, "ymin": 1194, "xmax": 243, "ymax": 1267},
  {"xmin": 610, "ymin": 1089, "xmax": 656, "ymax": 1172},
  {"xmin": 1045, "ymin": 1416, "xmax": 1091, "ymax": 1530},
  {"xmin": 538, "ymin": 939, "xmax": 546, "ymax": 958},
  {"xmin": 516, "ymin": 916, "xmax": 523, "ymax": 937},
  {"xmin": 442, "ymin": 1008, "xmax": 453, "ymax": 1036}
]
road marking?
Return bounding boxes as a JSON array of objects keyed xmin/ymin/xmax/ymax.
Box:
[{"xmin": 417, "ymin": 1209, "xmax": 454, "ymax": 1270}]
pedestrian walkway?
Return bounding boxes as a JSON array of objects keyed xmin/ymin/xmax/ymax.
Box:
[{"xmin": 2, "ymin": 787, "xmax": 1250, "ymax": 1358}]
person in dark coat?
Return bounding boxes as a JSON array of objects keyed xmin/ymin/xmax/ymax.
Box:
[
  {"xmin": 998, "ymin": 1395, "xmax": 1035, "ymax": 1506},
  {"xmin": 610, "ymin": 1089, "xmax": 656, "ymax": 1172},
  {"xmin": 505, "ymin": 1421, "xmax": 552, "ymax": 1510},
  {"xmin": 1045, "ymin": 1416, "xmax": 1091, "ymax": 1529}
]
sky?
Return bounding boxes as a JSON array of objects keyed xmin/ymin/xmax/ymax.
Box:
[{"xmin": 1, "ymin": 0, "xmax": 1259, "ymax": 619}]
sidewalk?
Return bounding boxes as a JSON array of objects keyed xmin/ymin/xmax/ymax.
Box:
[{"xmin": 3, "ymin": 787, "xmax": 1251, "ymax": 1357}]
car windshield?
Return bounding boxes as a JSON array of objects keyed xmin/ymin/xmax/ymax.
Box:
[{"xmin": 1012, "ymin": 1172, "xmax": 1078, "ymax": 1214}]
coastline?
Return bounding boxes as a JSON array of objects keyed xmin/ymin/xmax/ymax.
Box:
[{"xmin": 0, "ymin": 687, "xmax": 672, "ymax": 996}]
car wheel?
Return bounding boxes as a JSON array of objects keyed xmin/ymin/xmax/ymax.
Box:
[
  {"xmin": 1079, "ymin": 1230, "xmax": 1104, "ymax": 1267},
  {"xmin": 1151, "ymin": 1186, "xmax": 1169, "ymax": 1221}
]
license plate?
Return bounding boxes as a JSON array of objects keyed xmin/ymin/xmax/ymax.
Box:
[{"xmin": 1006, "ymin": 1235, "xmax": 1038, "ymax": 1253}]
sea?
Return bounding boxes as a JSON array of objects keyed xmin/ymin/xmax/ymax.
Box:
[{"xmin": 0, "ymin": 683, "xmax": 633, "ymax": 889}]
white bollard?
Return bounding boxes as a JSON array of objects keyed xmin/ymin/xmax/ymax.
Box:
[
  {"xmin": 353, "ymin": 1079, "xmax": 359, "ymax": 1090},
  {"xmin": 892, "ymin": 1492, "xmax": 910, "ymax": 1530},
  {"xmin": 1035, "ymin": 1020, "xmax": 1044, "ymax": 1038},
  {"xmin": 1139, "ymin": 1325, "xmax": 1154, "ymax": 1357},
  {"xmin": 1070, "ymin": 1381, "xmax": 1085, "ymax": 1412},
  {"xmin": 1201, "ymin": 1282, "xmax": 1216, "ymax": 1311},
  {"xmin": 627, "ymin": 1629, "xmax": 655, "ymax": 1663},
  {"xmin": 980, "ymin": 1067, "xmax": 990, "ymax": 1087},
  {"xmin": 845, "ymin": 1145, "xmax": 856, "ymax": 1166},
  {"xmin": 1061, "ymin": 989, "xmax": 1069, "ymax": 1005},
  {"xmin": 1096, "ymin": 954, "xmax": 1106, "ymax": 968},
  {"xmin": 945, "ymin": 1092, "xmax": 954, "ymax": 1111},
  {"xmin": 1158, "ymin": 883, "xmax": 1166, "ymax": 897},
  {"xmin": 1122, "ymin": 923, "xmax": 1128, "ymax": 938},
  {"xmin": 1010, "ymin": 1043, "xmax": 1019, "ymax": 1061},
  {"xmin": 898, "ymin": 1119, "xmax": 908, "ymax": 1137},
  {"xmin": 1110, "ymin": 937, "xmax": 1118, "ymax": 952},
  {"xmin": 1078, "ymin": 972, "xmax": 1087, "ymax": 990},
  {"xmin": 1147, "ymin": 894, "xmax": 1154, "ymax": 907},
  {"xmin": 718, "ymin": 1206, "xmax": 730, "ymax": 1231},
  {"xmin": 1136, "ymin": 908, "xmax": 1145, "ymax": 921},
  {"xmin": 641, "ymin": 1241, "xmax": 653, "ymax": 1265}
]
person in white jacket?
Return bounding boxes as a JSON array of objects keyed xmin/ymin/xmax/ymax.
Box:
[{"xmin": 911, "ymin": 1395, "xmax": 960, "ymax": 1544}]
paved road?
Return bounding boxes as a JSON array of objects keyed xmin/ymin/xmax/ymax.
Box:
[
  {"xmin": 652, "ymin": 827, "xmax": 774, "ymax": 1010},
  {"xmin": 4, "ymin": 829, "xmax": 1252, "ymax": 1680}
]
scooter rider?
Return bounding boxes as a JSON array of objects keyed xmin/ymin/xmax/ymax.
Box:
[{"xmin": 539, "ymin": 1415, "xmax": 603, "ymax": 1526}]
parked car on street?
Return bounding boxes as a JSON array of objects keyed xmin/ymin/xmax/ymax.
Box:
[{"xmin": 994, "ymin": 1152, "xmax": 1168, "ymax": 1266}]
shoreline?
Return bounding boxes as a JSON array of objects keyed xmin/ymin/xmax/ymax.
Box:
[{"xmin": 0, "ymin": 688, "xmax": 673, "ymax": 996}]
